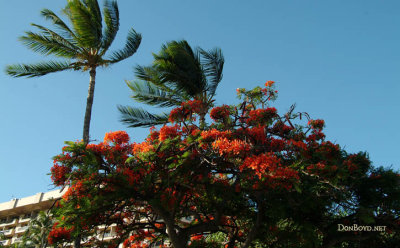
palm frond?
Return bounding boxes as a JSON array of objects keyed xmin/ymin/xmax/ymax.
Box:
[
  {"xmin": 118, "ymin": 105, "xmax": 169, "ymax": 128},
  {"xmin": 5, "ymin": 61, "xmax": 73, "ymax": 78},
  {"xmin": 127, "ymin": 80, "xmax": 184, "ymax": 107},
  {"xmin": 108, "ymin": 28, "xmax": 141, "ymax": 63},
  {"xmin": 153, "ymin": 40, "xmax": 206, "ymax": 97},
  {"xmin": 65, "ymin": 0, "xmax": 102, "ymax": 48},
  {"xmin": 40, "ymin": 9, "xmax": 77, "ymax": 41},
  {"xmin": 21, "ymin": 211, "xmax": 52, "ymax": 247},
  {"xmin": 20, "ymin": 31, "xmax": 78, "ymax": 58},
  {"xmin": 27, "ymin": 23, "xmax": 82, "ymax": 55},
  {"xmin": 84, "ymin": 0, "xmax": 103, "ymax": 42},
  {"xmin": 199, "ymin": 47, "xmax": 224, "ymax": 97},
  {"xmin": 135, "ymin": 65, "xmax": 157, "ymax": 82},
  {"xmin": 101, "ymin": 0, "xmax": 119, "ymax": 54},
  {"xmin": 135, "ymin": 65, "xmax": 181, "ymax": 92}
]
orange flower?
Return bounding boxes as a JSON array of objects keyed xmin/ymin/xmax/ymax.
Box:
[
  {"xmin": 265, "ymin": 80, "xmax": 275, "ymax": 87},
  {"xmin": 159, "ymin": 124, "xmax": 181, "ymax": 141},
  {"xmin": 212, "ymin": 138, "xmax": 251, "ymax": 156},
  {"xmin": 104, "ymin": 131, "xmax": 130, "ymax": 145}
]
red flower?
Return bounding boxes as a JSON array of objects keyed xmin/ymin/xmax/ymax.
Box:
[
  {"xmin": 159, "ymin": 124, "xmax": 181, "ymax": 141},
  {"xmin": 308, "ymin": 119, "xmax": 325, "ymax": 130},
  {"xmin": 210, "ymin": 105, "xmax": 231, "ymax": 121},
  {"xmin": 104, "ymin": 131, "xmax": 130, "ymax": 145},
  {"xmin": 265, "ymin": 80, "xmax": 275, "ymax": 87},
  {"xmin": 247, "ymin": 126, "xmax": 267, "ymax": 144},
  {"xmin": 201, "ymin": 129, "xmax": 231, "ymax": 142},
  {"xmin": 190, "ymin": 234, "xmax": 203, "ymax": 241},
  {"xmin": 168, "ymin": 100, "xmax": 205, "ymax": 123},
  {"xmin": 247, "ymin": 108, "xmax": 277, "ymax": 125},
  {"xmin": 212, "ymin": 138, "xmax": 251, "ymax": 157},
  {"xmin": 62, "ymin": 180, "xmax": 86, "ymax": 201},
  {"xmin": 50, "ymin": 164, "xmax": 71, "ymax": 186},
  {"xmin": 48, "ymin": 223, "xmax": 73, "ymax": 244},
  {"xmin": 240, "ymin": 153, "xmax": 299, "ymax": 187},
  {"xmin": 343, "ymin": 159, "xmax": 358, "ymax": 173}
]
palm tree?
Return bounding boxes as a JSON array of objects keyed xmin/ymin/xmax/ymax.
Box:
[
  {"xmin": 118, "ymin": 40, "xmax": 224, "ymax": 128},
  {"xmin": 19, "ymin": 211, "xmax": 53, "ymax": 248},
  {"xmin": 6, "ymin": 0, "xmax": 141, "ymax": 144}
]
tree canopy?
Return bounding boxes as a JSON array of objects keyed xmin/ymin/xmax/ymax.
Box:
[{"xmin": 48, "ymin": 82, "xmax": 400, "ymax": 248}]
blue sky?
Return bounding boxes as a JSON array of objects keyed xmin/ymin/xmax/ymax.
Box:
[{"xmin": 0, "ymin": 0, "xmax": 399, "ymax": 202}]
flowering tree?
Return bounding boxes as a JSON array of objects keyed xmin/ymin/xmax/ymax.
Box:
[{"xmin": 49, "ymin": 82, "xmax": 400, "ymax": 248}]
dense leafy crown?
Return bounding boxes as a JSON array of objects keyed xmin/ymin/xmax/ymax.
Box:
[
  {"xmin": 48, "ymin": 82, "xmax": 400, "ymax": 248},
  {"xmin": 118, "ymin": 40, "xmax": 224, "ymax": 128}
]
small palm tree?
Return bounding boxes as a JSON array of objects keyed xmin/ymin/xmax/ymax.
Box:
[
  {"xmin": 6, "ymin": 0, "xmax": 141, "ymax": 144},
  {"xmin": 19, "ymin": 211, "xmax": 53, "ymax": 248},
  {"xmin": 0, "ymin": 231, "xmax": 6, "ymax": 247},
  {"xmin": 118, "ymin": 40, "xmax": 224, "ymax": 128}
]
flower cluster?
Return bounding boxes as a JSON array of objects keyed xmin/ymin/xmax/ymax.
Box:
[
  {"xmin": 201, "ymin": 129, "xmax": 231, "ymax": 142},
  {"xmin": 210, "ymin": 105, "xmax": 231, "ymax": 122},
  {"xmin": 48, "ymin": 223, "xmax": 73, "ymax": 245},
  {"xmin": 265, "ymin": 80, "xmax": 275, "ymax": 87},
  {"xmin": 212, "ymin": 138, "xmax": 251, "ymax": 157},
  {"xmin": 240, "ymin": 153, "xmax": 299, "ymax": 189},
  {"xmin": 246, "ymin": 107, "xmax": 277, "ymax": 125},
  {"xmin": 308, "ymin": 119, "xmax": 325, "ymax": 130},
  {"xmin": 169, "ymin": 99, "xmax": 204, "ymax": 123},
  {"xmin": 104, "ymin": 130, "xmax": 130, "ymax": 145},
  {"xmin": 50, "ymin": 164, "xmax": 71, "ymax": 186},
  {"xmin": 123, "ymin": 230, "xmax": 155, "ymax": 248},
  {"xmin": 62, "ymin": 180, "xmax": 86, "ymax": 201},
  {"xmin": 159, "ymin": 124, "xmax": 181, "ymax": 141}
]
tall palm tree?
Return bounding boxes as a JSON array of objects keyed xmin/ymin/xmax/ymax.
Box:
[
  {"xmin": 118, "ymin": 40, "xmax": 224, "ymax": 128},
  {"xmin": 6, "ymin": 0, "xmax": 141, "ymax": 144}
]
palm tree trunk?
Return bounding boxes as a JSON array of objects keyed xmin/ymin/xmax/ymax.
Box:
[
  {"xmin": 75, "ymin": 68, "xmax": 96, "ymax": 248},
  {"xmin": 82, "ymin": 67, "xmax": 96, "ymax": 144}
]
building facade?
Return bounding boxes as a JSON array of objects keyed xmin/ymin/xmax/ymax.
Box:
[
  {"xmin": 0, "ymin": 189, "xmax": 120, "ymax": 247},
  {"xmin": 0, "ymin": 190, "xmax": 154, "ymax": 247},
  {"xmin": 0, "ymin": 189, "xmax": 68, "ymax": 246}
]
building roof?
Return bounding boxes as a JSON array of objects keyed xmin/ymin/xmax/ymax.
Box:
[{"xmin": 0, "ymin": 188, "xmax": 67, "ymax": 218}]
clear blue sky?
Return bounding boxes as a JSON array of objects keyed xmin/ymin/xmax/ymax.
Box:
[{"xmin": 1, "ymin": 0, "xmax": 399, "ymax": 202}]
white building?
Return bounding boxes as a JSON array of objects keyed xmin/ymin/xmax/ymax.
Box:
[{"xmin": 0, "ymin": 189, "xmax": 68, "ymax": 246}]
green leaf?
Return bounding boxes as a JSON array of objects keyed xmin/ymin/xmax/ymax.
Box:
[
  {"xmin": 118, "ymin": 105, "xmax": 169, "ymax": 128},
  {"xmin": 5, "ymin": 61, "xmax": 72, "ymax": 78},
  {"xmin": 294, "ymin": 183, "xmax": 302, "ymax": 193},
  {"xmin": 198, "ymin": 47, "xmax": 224, "ymax": 97},
  {"xmin": 126, "ymin": 80, "xmax": 184, "ymax": 107},
  {"xmin": 65, "ymin": 0, "xmax": 103, "ymax": 48},
  {"xmin": 101, "ymin": 0, "xmax": 119, "ymax": 53},
  {"xmin": 108, "ymin": 28, "xmax": 141, "ymax": 63}
]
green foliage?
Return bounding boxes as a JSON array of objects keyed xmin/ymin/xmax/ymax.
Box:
[
  {"xmin": 6, "ymin": 0, "xmax": 142, "ymax": 77},
  {"xmin": 5, "ymin": 0, "xmax": 142, "ymax": 145},
  {"xmin": 119, "ymin": 40, "xmax": 224, "ymax": 128},
  {"xmin": 19, "ymin": 211, "xmax": 53, "ymax": 248}
]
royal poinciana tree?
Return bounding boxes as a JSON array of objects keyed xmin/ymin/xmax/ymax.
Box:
[{"xmin": 49, "ymin": 82, "xmax": 400, "ymax": 248}]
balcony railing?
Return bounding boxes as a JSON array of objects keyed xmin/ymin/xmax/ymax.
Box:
[
  {"xmin": 1, "ymin": 229, "xmax": 13, "ymax": 236},
  {"xmin": 0, "ymin": 218, "xmax": 17, "ymax": 227},
  {"xmin": 11, "ymin": 236, "xmax": 23, "ymax": 244},
  {"xmin": 0, "ymin": 239, "xmax": 9, "ymax": 246},
  {"xmin": 19, "ymin": 216, "xmax": 31, "ymax": 223},
  {"xmin": 15, "ymin": 226, "xmax": 29, "ymax": 233}
]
